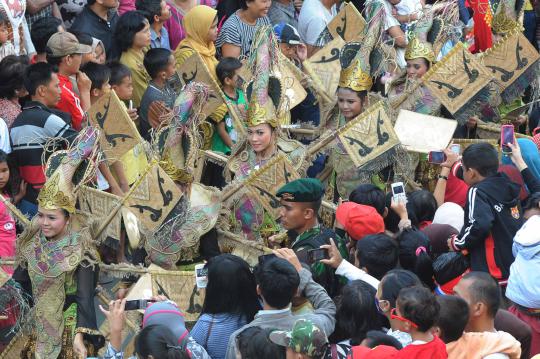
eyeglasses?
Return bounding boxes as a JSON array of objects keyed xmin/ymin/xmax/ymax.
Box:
[{"xmin": 390, "ymin": 308, "xmax": 418, "ymax": 329}]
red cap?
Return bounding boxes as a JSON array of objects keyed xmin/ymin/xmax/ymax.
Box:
[
  {"xmin": 336, "ymin": 202, "xmax": 385, "ymax": 241},
  {"xmin": 347, "ymin": 345, "xmax": 398, "ymax": 359}
]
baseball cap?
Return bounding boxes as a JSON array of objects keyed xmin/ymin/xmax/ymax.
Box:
[
  {"xmin": 273, "ymin": 22, "xmax": 302, "ymax": 45},
  {"xmin": 336, "ymin": 202, "xmax": 385, "ymax": 241},
  {"xmin": 269, "ymin": 319, "xmax": 328, "ymax": 357},
  {"xmin": 143, "ymin": 301, "xmax": 189, "ymax": 345},
  {"xmin": 347, "ymin": 345, "xmax": 398, "ymax": 359},
  {"xmin": 47, "ymin": 32, "xmax": 92, "ymax": 57}
]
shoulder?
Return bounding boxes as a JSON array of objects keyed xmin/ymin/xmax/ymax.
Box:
[{"xmin": 221, "ymin": 12, "xmax": 241, "ymax": 28}]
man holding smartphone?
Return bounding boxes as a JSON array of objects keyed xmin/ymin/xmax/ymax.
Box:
[{"xmin": 276, "ymin": 178, "xmax": 348, "ymax": 297}]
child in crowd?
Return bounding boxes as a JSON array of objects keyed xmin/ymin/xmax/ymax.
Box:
[
  {"xmin": 108, "ymin": 61, "xmax": 148, "ymax": 192},
  {"xmin": 393, "ymin": 286, "xmax": 447, "ymax": 358},
  {"xmin": 73, "ymin": 32, "xmax": 99, "ymax": 66},
  {"xmin": 448, "ymin": 143, "xmax": 523, "ymax": 284},
  {"xmin": 46, "ymin": 31, "xmax": 93, "ymax": 131},
  {"xmin": 212, "ymin": 57, "xmax": 243, "ymax": 155},
  {"xmin": 81, "ymin": 62, "xmax": 126, "ymax": 196},
  {"xmin": 0, "ymin": 14, "xmax": 15, "ymax": 61},
  {"xmin": 0, "ymin": 150, "xmax": 24, "ymax": 275},
  {"xmin": 139, "ymin": 48, "xmax": 177, "ymax": 140}
]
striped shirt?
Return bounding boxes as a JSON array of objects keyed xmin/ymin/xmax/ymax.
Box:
[
  {"xmin": 216, "ymin": 11, "xmax": 271, "ymax": 59},
  {"xmin": 191, "ymin": 313, "xmax": 247, "ymax": 359},
  {"xmin": 10, "ymin": 101, "xmax": 77, "ymax": 204}
]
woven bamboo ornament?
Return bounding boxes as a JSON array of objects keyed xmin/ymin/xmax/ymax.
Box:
[
  {"xmin": 327, "ymin": 2, "xmax": 366, "ymax": 41},
  {"xmin": 38, "ymin": 126, "xmax": 100, "ymax": 213},
  {"xmin": 174, "ymin": 52, "xmax": 225, "ymax": 119},
  {"xmin": 336, "ymin": 101, "xmax": 400, "ymax": 169},
  {"xmin": 77, "ymin": 186, "xmax": 122, "ymax": 241},
  {"xmin": 126, "ymin": 163, "xmax": 182, "ymax": 231},
  {"xmin": 480, "ymin": 28, "xmax": 540, "ymax": 104},
  {"xmin": 422, "ymin": 42, "xmax": 500, "ymax": 124},
  {"xmin": 88, "ymin": 90, "xmax": 142, "ymax": 161},
  {"xmin": 243, "ymin": 153, "xmax": 301, "ymax": 219},
  {"xmin": 303, "ymin": 37, "xmax": 346, "ymax": 101}
]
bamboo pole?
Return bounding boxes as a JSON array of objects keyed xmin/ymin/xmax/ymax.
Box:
[{"xmin": 0, "ymin": 196, "xmax": 30, "ymax": 226}]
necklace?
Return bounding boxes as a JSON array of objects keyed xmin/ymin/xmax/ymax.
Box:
[{"xmin": 254, "ymin": 144, "xmax": 277, "ymax": 169}]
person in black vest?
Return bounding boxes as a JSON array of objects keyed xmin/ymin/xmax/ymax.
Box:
[{"xmin": 276, "ymin": 178, "xmax": 348, "ymax": 297}]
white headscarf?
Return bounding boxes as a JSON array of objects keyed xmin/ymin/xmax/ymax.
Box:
[{"xmin": 433, "ymin": 202, "xmax": 464, "ymax": 232}]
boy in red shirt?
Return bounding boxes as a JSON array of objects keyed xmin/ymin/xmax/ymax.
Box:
[{"xmin": 46, "ymin": 31, "xmax": 92, "ymax": 131}]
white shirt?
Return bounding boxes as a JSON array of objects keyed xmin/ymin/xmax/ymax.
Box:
[
  {"xmin": 394, "ymin": 0, "xmax": 422, "ymax": 16},
  {"xmin": 335, "ymin": 259, "xmax": 380, "ymax": 289},
  {"xmin": 298, "ymin": 0, "xmax": 337, "ymax": 45},
  {"xmin": 0, "ymin": 118, "xmax": 11, "ymax": 154}
]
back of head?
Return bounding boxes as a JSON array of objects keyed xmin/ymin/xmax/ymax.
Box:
[
  {"xmin": 397, "ymin": 286, "xmax": 440, "ymax": 332},
  {"xmin": 462, "ymin": 143, "xmax": 499, "ymax": 177},
  {"xmin": 81, "ymin": 62, "xmax": 111, "ymax": 91},
  {"xmin": 363, "ymin": 330, "xmax": 403, "ymax": 350},
  {"xmin": 71, "ymin": 31, "xmax": 93, "ymax": 47},
  {"xmin": 24, "ymin": 62, "xmax": 54, "ymax": 97},
  {"xmin": 216, "ymin": 57, "xmax": 242, "ymax": 85},
  {"xmin": 0, "ymin": 55, "xmax": 28, "ymax": 99},
  {"xmin": 254, "ymin": 257, "xmax": 300, "ymax": 309},
  {"xmin": 136, "ymin": 0, "xmax": 162, "ymax": 24},
  {"xmin": 31, "ymin": 17, "xmax": 63, "ymax": 54},
  {"xmin": 144, "ymin": 48, "xmax": 172, "ymax": 78},
  {"xmin": 406, "ymin": 190, "xmax": 437, "ymax": 227},
  {"xmin": 349, "ymin": 184, "xmax": 386, "ymax": 216},
  {"xmin": 333, "ymin": 280, "xmax": 382, "ymax": 345},
  {"xmin": 143, "ymin": 302, "xmax": 188, "ymax": 345},
  {"xmin": 108, "ymin": 61, "xmax": 132, "ymax": 86},
  {"xmin": 135, "ymin": 324, "xmax": 190, "ymax": 359},
  {"xmin": 397, "ymin": 229, "xmax": 434, "ymax": 289},
  {"xmin": 237, "ymin": 327, "xmax": 286, "ymax": 359},
  {"xmin": 462, "ymin": 271, "xmax": 501, "ymax": 318},
  {"xmin": 356, "ymin": 234, "xmax": 398, "ymax": 280},
  {"xmin": 203, "ymin": 254, "xmax": 260, "ymax": 321},
  {"xmin": 380, "ymin": 269, "xmax": 422, "ymax": 308},
  {"xmin": 436, "ymin": 296, "xmax": 469, "ymax": 343}
]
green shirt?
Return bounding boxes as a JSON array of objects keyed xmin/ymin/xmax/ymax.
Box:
[{"xmin": 211, "ymin": 89, "xmax": 246, "ymax": 154}]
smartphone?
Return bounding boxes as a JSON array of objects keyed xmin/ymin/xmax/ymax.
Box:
[
  {"xmin": 195, "ymin": 263, "xmax": 208, "ymax": 289},
  {"xmin": 450, "ymin": 144, "xmax": 461, "ymax": 155},
  {"xmin": 501, "ymin": 124, "xmax": 515, "ymax": 152},
  {"xmin": 124, "ymin": 299, "xmax": 155, "ymax": 311},
  {"xmin": 307, "ymin": 248, "xmax": 329, "ymax": 263},
  {"xmin": 391, "ymin": 182, "xmax": 407, "ymax": 204},
  {"xmin": 428, "ymin": 151, "xmax": 446, "ymax": 164},
  {"xmin": 258, "ymin": 253, "xmax": 277, "ymax": 266}
]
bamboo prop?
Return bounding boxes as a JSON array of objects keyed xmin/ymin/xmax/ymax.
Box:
[
  {"xmin": 0, "ymin": 196, "xmax": 30, "ymax": 227},
  {"xmin": 217, "ymin": 229, "xmax": 273, "ymax": 254},
  {"xmin": 477, "ymin": 123, "xmax": 533, "ymax": 139},
  {"xmin": 203, "ymin": 150, "xmax": 229, "ymax": 165}
]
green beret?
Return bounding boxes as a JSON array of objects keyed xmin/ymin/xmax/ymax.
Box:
[{"xmin": 276, "ymin": 178, "xmax": 324, "ymax": 202}]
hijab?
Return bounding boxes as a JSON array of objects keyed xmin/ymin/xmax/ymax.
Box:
[
  {"xmin": 432, "ymin": 202, "xmax": 464, "ymax": 232},
  {"xmin": 177, "ymin": 5, "xmax": 218, "ymax": 76},
  {"xmin": 498, "ymin": 164, "xmax": 528, "ymax": 201}
]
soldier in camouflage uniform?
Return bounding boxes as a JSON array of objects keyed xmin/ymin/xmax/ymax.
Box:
[
  {"xmin": 276, "ymin": 178, "xmax": 349, "ymax": 297},
  {"xmin": 269, "ymin": 319, "xmax": 329, "ymax": 359}
]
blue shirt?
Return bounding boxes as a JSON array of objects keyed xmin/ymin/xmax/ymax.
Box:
[
  {"xmin": 191, "ymin": 313, "xmax": 247, "ymax": 359},
  {"xmin": 150, "ymin": 26, "xmax": 171, "ymax": 50}
]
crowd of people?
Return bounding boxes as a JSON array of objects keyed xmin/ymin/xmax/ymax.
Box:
[{"xmin": 0, "ymin": 0, "xmax": 538, "ymax": 357}]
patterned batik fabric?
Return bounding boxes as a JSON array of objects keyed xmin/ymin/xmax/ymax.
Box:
[{"xmin": 19, "ymin": 229, "xmax": 85, "ymax": 358}]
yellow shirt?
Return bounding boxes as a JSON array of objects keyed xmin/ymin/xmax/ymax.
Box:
[{"xmin": 120, "ymin": 48, "xmax": 150, "ymax": 109}]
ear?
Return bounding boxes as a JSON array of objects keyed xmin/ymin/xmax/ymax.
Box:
[
  {"xmin": 383, "ymin": 207, "xmax": 389, "ymax": 218},
  {"xmin": 154, "ymin": 14, "xmax": 160, "ymax": 23},
  {"xmin": 256, "ymin": 284, "xmax": 261, "ymax": 296},
  {"xmin": 304, "ymin": 207, "xmax": 315, "ymax": 220},
  {"xmin": 379, "ymin": 299, "xmax": 391, "ymax": 313},
  {"xmin": 36, "ymin": 84, "xmax": 45, "ymax": 98},
  {"xmin": 432, "ymin": 326, "xmax": 441, "ymax": 337},
  {"xmin": 471, "ymin": 302, "xmax": 484, "ymax": 318}
]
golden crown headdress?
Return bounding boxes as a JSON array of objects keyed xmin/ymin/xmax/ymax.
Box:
[
  {"xmin": 491, "ymin": 10, "xmax": 521, "ymax": 34},
  {"xmin": 38, "ymin": 126, "xmax": 99, "ymax": 213},
  {"xmin": 338, "ymin": 58, "xmax": 373, "ymax": 92},
  {"xmin": 405, "ymin": 37, "xmax": 436, "ymax": 64},
  {"xmin": 159, "ymin": 156, "xmax": 194, "ymax": 184}
]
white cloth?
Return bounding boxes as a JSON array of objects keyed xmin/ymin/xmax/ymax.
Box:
[
  {"xmin": 298, "ymin": 0, "xmax": 336, "ymax": 45},
  {"xmin": 0, "ymin": 118, "xmax": 11, "ymax": 154},
  {"xmin": 335, "ymin": 259, "xmax": 380, "ymax": 289},
  {"xmin": 394, "ymin": 0, "xmax": 422, "ymax": 15},
  {"xmin": 433, "ymin": 202, "xmax": 465, "ymax": 232}
]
